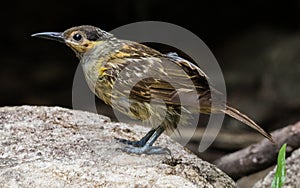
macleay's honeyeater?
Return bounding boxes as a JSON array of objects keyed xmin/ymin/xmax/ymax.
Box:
[{"xmin": 32, "ymin": 25, "xmax": 274, "ymax": 154}]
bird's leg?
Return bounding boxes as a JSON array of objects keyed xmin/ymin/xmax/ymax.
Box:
[
  {"xmin": 117, "ymin": 126, "xmax": 170, "ymax": 155},
  {"xmin": 115, "ymin": 128, "xmax": 156, "ymax": 147}
]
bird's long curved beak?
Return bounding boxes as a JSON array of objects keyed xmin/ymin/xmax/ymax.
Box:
[{"xmin": 31, "ymin": 32, "xmax": 64, "ymax": 43}]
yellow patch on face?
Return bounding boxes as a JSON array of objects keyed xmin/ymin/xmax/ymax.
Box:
[{"xmin": 66, "ymin": 40, "xmax": 101, "ymax": 54}]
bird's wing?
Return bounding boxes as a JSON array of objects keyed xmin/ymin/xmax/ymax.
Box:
[{"xmin": 103, "ymin": 41, "xmax": 216, "ymax": 113}]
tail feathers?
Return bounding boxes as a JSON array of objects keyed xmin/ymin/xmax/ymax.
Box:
[{"xmin": 223, "ymin": 105, "xmax": 274, "ymax": 143}]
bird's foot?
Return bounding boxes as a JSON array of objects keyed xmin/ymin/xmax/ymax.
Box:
[
  {"xmin": 115, "ymin": 137, "xmax": 145, "ymax": 147},
  {"xmin": 115, "ymin": 127, "xmax": 168, "ymax": 155},
  {"xmin": 117, "ymin": 145, "xmax": 171, "ymax": 155}
]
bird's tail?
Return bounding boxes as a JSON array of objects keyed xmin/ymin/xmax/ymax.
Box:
[{"xmin": 222, "ymin": 105, "xmax": 274, "ymax": 143}]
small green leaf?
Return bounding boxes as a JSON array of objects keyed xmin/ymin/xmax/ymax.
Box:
[{"xmin": 271, "ymin": 143, "xmax": 286, "ymax": 188}]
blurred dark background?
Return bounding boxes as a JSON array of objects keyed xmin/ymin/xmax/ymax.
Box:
[{"xmin": 1, "ymin": 1, "xmax": 300, "ymax": 161}]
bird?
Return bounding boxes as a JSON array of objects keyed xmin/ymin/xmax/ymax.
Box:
[{"xmin": 32, "ymin": 25, "xmax": 274, "ymax": 154}]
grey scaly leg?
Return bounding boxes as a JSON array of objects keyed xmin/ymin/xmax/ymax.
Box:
[
  {"xmin": 115, "ymin": 128, "xmax": 156, "ymax": 147},
  {"xmin": 116, "ymin": 126, "xmax": 170, "ymax": 155}
]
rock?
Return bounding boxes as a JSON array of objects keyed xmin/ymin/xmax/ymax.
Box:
[
  {"xmin": 254, "ymin": 148, "xmax": 300, "ymax": 187},
  {"xmin": 0, "ymin": 106, "xmax": 236, "ymax": 187}
]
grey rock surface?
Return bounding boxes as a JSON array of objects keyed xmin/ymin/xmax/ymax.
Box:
[
  {"xmin": 254, "ymin": 147, "xmax": 300, "ymax": 188},
  {"xmin": 0, "ymin": 106, "xmax": 236, "ymax": 187}
]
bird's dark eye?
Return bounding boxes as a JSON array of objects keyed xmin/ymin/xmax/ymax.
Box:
[{"xmin": 73, "ymin": 33, "xmax": 82, "ymax": 41}]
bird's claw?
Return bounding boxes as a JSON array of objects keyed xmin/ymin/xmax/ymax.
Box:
[
  {"xmin": 116, "ymin": 145, "xmax": 171, "ymax": 155},
  {"xmin": 115, "ymin": 137, "xmax": 147, "ymax": 147}
]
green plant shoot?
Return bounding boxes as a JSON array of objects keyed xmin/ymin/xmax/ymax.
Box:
[{"xmin": 271, "ymin": 143, "xmax": 286, "ymax": 188}]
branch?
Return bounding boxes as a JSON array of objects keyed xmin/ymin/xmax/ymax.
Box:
[{"xmin": 213, "ymin": 121, "xmax": 300, "ymax": 180}]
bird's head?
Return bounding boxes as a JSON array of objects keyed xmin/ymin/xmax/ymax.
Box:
[{"xmin": 32, "ymin": 25, "xmax": 113, "ymax": 57}]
